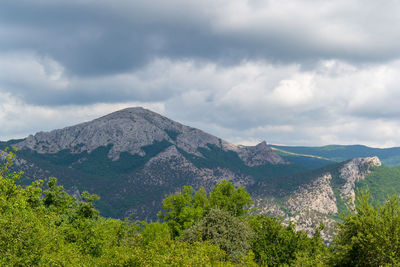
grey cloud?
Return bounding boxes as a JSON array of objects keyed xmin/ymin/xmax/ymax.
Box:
[{"xmin": 2, "ymin": 0, "xmax": 400, "ymax": 78}]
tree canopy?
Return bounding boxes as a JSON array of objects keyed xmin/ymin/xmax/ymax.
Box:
[{"xmin": 331, "ymin": 190, "xmax": 400, "ymax": 266}]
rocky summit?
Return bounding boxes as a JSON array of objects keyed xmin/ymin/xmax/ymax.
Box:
[
  {"xmin": 1, "ymin": 107, "xmax": 387, "ymax": 241},
  {"xmin": 9, "ymin": 108, "xmax": 287, "ymax": 219},
  {"xmin": 16, "ymin": 107, "xmax": 285, "ymax": 165}
]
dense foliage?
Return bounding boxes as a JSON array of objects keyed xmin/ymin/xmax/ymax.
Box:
[
  {"xmin": 2, "ymin": 148, "xmax": 400, "ymax": 266},
  {"xmin": 249, "ymin": 215, "xmax": 328, "ymax": 266},
  {"xmin": 330, "ymin": 190, "xmax": 400, "ymax": 266},
  {"xmin": 0, "ymin": 149, "xmax": 225, "ymax": 266}
]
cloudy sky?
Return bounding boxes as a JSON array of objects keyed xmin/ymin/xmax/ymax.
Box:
[{"xmin": 1, "ymin": 0, "xmax": 400, "ymax": 147}]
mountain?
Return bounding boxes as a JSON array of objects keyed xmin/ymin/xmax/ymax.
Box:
[
  {"xmin": 1, "ymin": 107, "xmax": 398, "ymax": 241},
  {"xmin": 2, "ymin": 107, "xmax": 305, "ymax": 220},
  {"xmin": 271, "ymin": 144, "xmax": 400, "ymax": 166}
]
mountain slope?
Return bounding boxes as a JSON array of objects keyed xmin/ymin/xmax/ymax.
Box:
[
  {"xmin": 357, "ymin": 164, "xmax": 400, "ymax": 204},
  {"xmin": 6, "ymin": 107, "xmax": 306, "ymax": 219},
  {"xmin": 252, "ymin": 156, "xmax": 382, "ymax": 240}
]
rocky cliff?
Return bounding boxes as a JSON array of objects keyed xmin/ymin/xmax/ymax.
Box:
[
  {"xmin": 339, "ymin": 157, "xmax": 381, "ymax": 204},
  {"xmin": 254, "ymin": 156, "xmax": 382, "ymax": 241}
]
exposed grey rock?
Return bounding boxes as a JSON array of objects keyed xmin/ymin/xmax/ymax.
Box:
[
  {"xmin": 287, "ymin": 210, "xmax": 337, "ymax": 242},
  {"xmin": 286, "ymin": 173, "xmax": 338, "ymax": 215},
  {"xmin": 339, "ymin": 156, "xmax": 381, "ymax": 204},
  {"xmin": 253, "ymin": 197, "xmax": 287, "ymax": 218},
  {"xmin": 236, "ymin": 141, "xmax": 288, "ymax": 166},
  {"xmin": 15, "ymin": 107, "xmax": 283, "ymax": 164},
  {"xmin": 69, "ymin": 186, "xmax": 82, "ymax": 200},
  {"xmin": 253, "ymin": 156, "xmax": 382, "ymax": 242},
  {"xmin": 16, "ymin": 107, "xmax": 199, "ymax": 160},
  {"xmin": 142, "ymin": 145, "xmax": 254, "ymax": 190}
]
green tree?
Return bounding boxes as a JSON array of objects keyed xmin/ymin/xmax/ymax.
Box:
[
  {"xmin": 249, "ymin": 215, "xmax": 328, "ymax": 266},
  {"xmin": 158, "ymin": 180, "xmax": 253, "ymax": 238},
  {"xmin": 331, "ymin": 189, "xmax": 400, "ymax": 266},
  {"xmin": 158, "ymin": 185, "xmax": 207, "ymax": 237},
  {"xmin": 181, "ymin": 208, "xmax": 254, "ymax": 262},
  {"xmin": 208, "ymin": 180, "xmax": 253, "ymax": 217}
]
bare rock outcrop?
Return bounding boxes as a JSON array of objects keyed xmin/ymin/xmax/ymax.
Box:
[
  {"xmin": 14, "ymin": 107, "xmax": 284, "ymax": 165},
  {"xmin": 286, "ymin": 173, "xmax": 338, "ymax": 215},
  {"xmin": 236, "ymin": 141, "xmax": 287, "ymax": 166},
  {"xmin": 287, "ymin": 211, "xmax": 337, "ymax": 241},
  {"xmin": 15, "ymin": 108, "xmax": 229, "ymax": 160},
  {"xmin": 255, "ymin": 156, "xmax": 382, "ymax": 242},
  {"xmin": 142, "ymin": 145, "xmax": 254, "ymax": 190},
  {"xmin": 339, "ymin": 156, "xmax": 381, "ymax": 204}
]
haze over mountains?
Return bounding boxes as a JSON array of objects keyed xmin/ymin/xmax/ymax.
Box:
[{"xmin": 1, "ymin": 107, "xmax": 399, "ymax": 241}]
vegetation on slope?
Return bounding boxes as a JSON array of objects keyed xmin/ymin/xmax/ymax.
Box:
[
  {"xmin": 357, "ymin": 165, "xmax": 400, "ymax": 205},
  {"xmin": 271, "ymin": 144, "xmax": 400, "ymax": 166},
  {"xmin": 14, "ymin": 142, "xmax": 315, "ymax": 219},
  {"xmin": 331, "ymin": 190, "xmax": 400, "ymax": 266},
  {"xmin": 15, "ymin": 141, "xmax": 173, "ymax": 218},
  {"xmin": 1, "ymin": 148, "xmax": 328, "ymax": 265},
  {"xmin": 2, "ymin": 148, "xmax": 400, "ymax": 266},
  {"xmin": 0, "ymin": 148, "xmax": 227, "ymax": 266},
  {"xmin": 180, "ymin": 144, "xmax": 309, "ymax": 180}
]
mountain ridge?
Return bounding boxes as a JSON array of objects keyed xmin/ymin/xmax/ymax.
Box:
[
  {"xmin": 1, "ymin": 107, "xmax": 395, "ymax": 241},
  {"xmin": 15, "ymin": 107, "xmax": 285, "ymax": 166}
]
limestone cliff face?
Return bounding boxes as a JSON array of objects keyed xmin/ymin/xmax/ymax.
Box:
[
  {"xmin": 339, "ymin": 157, "xmax": 381, "ymax": 204},
  {"xmin": 286, "ymin": 173, "xmax": 338, "ymax": 215},
  {"xmin": 282, "ymin": 173, "xmax": 338, "ymax": 241},
  {"xmin": 254, "ymin": 156, "xmax": 382, "ymax": 242}
]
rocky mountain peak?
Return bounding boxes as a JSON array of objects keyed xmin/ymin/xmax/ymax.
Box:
[
  {"xmin": 14, "ymin": 107, "xmax": 285, "ymax": 164},
  {"xmin": 236, "ymin": 141, "xmax": 287, "ymax": 166},
  {"xmin": 15, "ymin": 107, "xmax": 225, "ymax": 160},
  {"xmin": 256, "ymin": 141, "xmax": 268, "ymax": 148}
]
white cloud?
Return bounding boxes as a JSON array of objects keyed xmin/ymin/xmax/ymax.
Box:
[
  {"xmin": 272, "ymin": 73, "xmax": 315, "ymax": 106},
  {"xmin": 2, "ymin": 56, "xmax": 400, "ymax": 146}
]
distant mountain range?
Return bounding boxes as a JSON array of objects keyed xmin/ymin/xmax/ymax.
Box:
[
  {"xmin": 1, "ymin": 107, "xmax": 400, "ymax": 241},
  {"xmin": 271, "ymin": 144, "xmax": 400, "ymax": 166}
]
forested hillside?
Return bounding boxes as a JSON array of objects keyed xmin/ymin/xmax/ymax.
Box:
[
  {"xmin": 2, "ymin": 148, "xmax": 400, "ymax": 266},
  {"xmin": 357, "ymin": 164, "xmax": 400, "ymax": 204}
]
